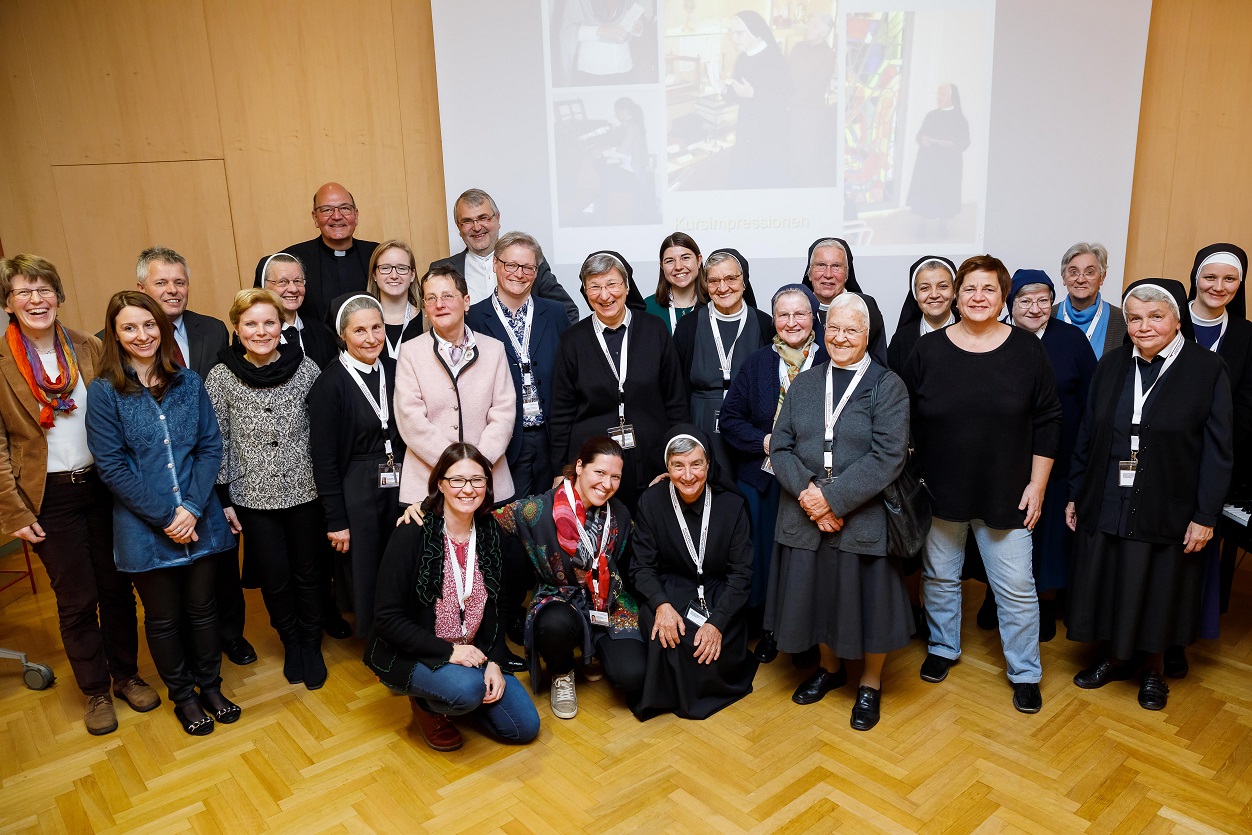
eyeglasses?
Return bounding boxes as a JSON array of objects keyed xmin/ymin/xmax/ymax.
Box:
[
  {"xmin": 1064, "ymin": 266, "xmax": 1100, "ymax": 279},
  {"xmin": 443, "ymin": 475, "xmax": 487, "ymax": 489},
  {"xmin": 269, "ymin": 278, "xmax": 306, "ymax": 289},
  {"xmin": 375, "ymin": 264, "xmax": 413, "ymax": 276},
  {"xmin": 1014, "ymin": 297, "xmax": 1051, "ymax": 310},
  {"xmin": 774, "ymin": 311, "xmax": 812, "ymax": 323},
  {"xmin": 424, "ymin": 292, "xmax": 463, "ymax": 306},
  {"xmin": 9, "ymin": 287, "xmax": 57, "ymax": 302},
  {"xmin": 496, "ymin": 259, "xmax": 537, "ymax": 277},
  {"xmin": 586, "ymin": 279, "xmax": 625, "ymax": 296},
  {"xmin": 314, "ymin": 204, "xmax": 357, "ymax": 218},
  {"xmin": 826, "ymin": 326, "xmax": 866, "ymax": 339},
  {"xmin": 810, "ymin": 262, "xmax": 846, "ymax": 274},
  {"xmin": 708, "ymin": 275, "xmax": 743, "ymax": 289},
  {"xmin": 456, "ymin": 212, "xmax": 497, "ymax": 230}
]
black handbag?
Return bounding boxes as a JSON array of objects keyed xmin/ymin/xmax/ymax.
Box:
[{"xmin": 871, "ymin": 379, "xmax": 931, "ymax": 558}]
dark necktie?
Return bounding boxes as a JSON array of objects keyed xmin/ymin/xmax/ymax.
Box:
[{"xmin": 172, "ymin": 338, "xmax": 186, "ymax": 368}]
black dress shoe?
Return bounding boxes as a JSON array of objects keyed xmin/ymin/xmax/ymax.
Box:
[
  {"xmin": 1138, "ymin": 672, "xmax": 1169, "ymax": 710},
  {"xmin": 850, "ymin": 686, "xmax": 881, "ymax": 731},
  {"xmin": 1073, "ymin": 659, "xmax": 1133, "ymax": 690},
  {"xmin": 222, "ymin": 636, "xmax": 257, "ymax": 666},
  {"xmin": 791, "ymin": 665, "xmax": 847, "ymax": 705},
  {"xmin": 324, "ymin": 614, "xmax": 353, "ymax": 640},
  {"xmin": 976, "ymin": 587, "xmax": 998, "ymax": 630},
  {"xmin": 920, "ymin": 653, "xmax": 954, "ymax": 683},
  {"xmin": 790, "ymin": 646, "xmax": 819, "ymax": 668},
  {"xmin": 1163, "ymin": 646, "xmax": 1189, "ymax": 679},
  {"xmin": 753, "ymin": 632, "xmax": 779, "ymax": 664},
  {"xmin": 1012, "ymin": 682, "xmax": 1043, "ymax": 714},
  {"xmin": 500, "ymin": 649, "xmax": 527, "ymax": 674}
]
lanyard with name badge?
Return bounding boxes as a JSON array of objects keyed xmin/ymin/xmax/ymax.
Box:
[
  {"xmin": 1121, "ymin": 335, "xmax": 1184, "ymax": 487},
  {"xmin": 562, "ymin": 480, "xmax": 613, "ymax": 624},
  {"xmin": 822, "ymin": 357, "xmax": 871, "ymax": 482},
  {"xmin": 445, "ymin": 524, "xmax": 477, "ymax": 640},
  {"xmin": 384, "ymin": 303, "xmax": 413, "ymax": 360},
  {"xmin": 594, "ymin": 315, "xmax": 635, "ymax": 449},
  {"xmin": 493, "ymin": 294, "xmax": 543, "ymax": 419},
  {"xmin": 669, "ymin": 481, "xmax": 713, "ymax": 627},
  {"xmin": 709, "ymin": 308, "xmax": 747, "ymax": 433},
  {"xmin": 339, "ymin": 353, "xmax": 401, "ymax": 487}
]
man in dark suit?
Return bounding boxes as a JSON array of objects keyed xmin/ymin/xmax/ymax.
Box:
[
  {"xmin": 135, "ymin": 246, "xmax": 255, "ymax": 666},
  {"xmin": 431, "ymin": 188, "xmax": 579, "ymax": 324},
  {"xmin": 252, "ymin": 182, "xmax": 379, "ymax": 325}
]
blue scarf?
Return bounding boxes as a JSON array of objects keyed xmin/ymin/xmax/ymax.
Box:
[{"xmin": 1061, "ymin": 297, "xmax": 1112, "ymax": 359}]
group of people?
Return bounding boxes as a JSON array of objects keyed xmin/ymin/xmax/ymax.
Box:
[{"xmin": 2, "ymin": 180, "xmax": 1245, "ymax": 751}]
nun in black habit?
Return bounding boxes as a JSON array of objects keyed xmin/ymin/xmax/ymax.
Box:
[
  {"xmin": 724, "ymin": 11, "xmax": 792, "ymax": 189},
  {"xmin": 307, "ymin": 293, "xmax": 406, "ymax": 637},
  {"xmin": 906, "ymin": 83, "xmax": 971, "ymax": 223},
  {"xmin": 549, "ymin": 250, "xmax": 688, "ymax": 515},
  {"xmin": 674, "ymin": 248, "xmax": 774, "ymax": 473},
  {"xmin": 886, "ymin": 256, "xmax": 959, "ymax": 374},
  {"xmin": 800, "ymin": 236, "xmax": 889, "ymax": 365},
  {"xmin": 629, "ymin": 424, "xmax": 758, "ymax": 720}
]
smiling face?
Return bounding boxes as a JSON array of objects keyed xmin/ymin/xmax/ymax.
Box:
[
  {"xmin": 236, "ymin": 302, "xmax": 283, "ymax": 364},
  {"xmin": 914, "ymin": 266, "xmax": 954, "ymax": 324},
  {"xmin": 772, "ymin": 292, "xmax": 814, "ymax": 349},
  {"xmin": 705, "ymin": 258, "xmax": 745, "ymax": 314},
  {"xmin": 139, "ymin": 260, "xmax": 189, "ymax": 319},
  {"xmin": 585, "ymin": 268, "xmax": 628, "ymax": 327},
  {"xmin": 343, "ymin": 308, "xmax": 385, "ymax": 365},
  {"xmin": 575, "ymin": 453, "xmax": 623, "ymax": 507},
  {"xmin": 1193, "ymin": 261, "xmax": 1242, "ymax": 318},
  {"xmin": 808, "ymin": 244, "xmax": 848, "ymax": 304},
  {"xmin": 824, "ymin": 305, "xmax": 869, "ymax": 366},
  {"xmin": 3, "ymin": 274, "xmax": 60, "ymax": 336},
  {"xmin": 957, "ymin": 269, "xmax": 1004, "ymax": 324},
  {"xmin": 373, "ymin": 246, "xmax": 415, "ymax": 302},
  {"xmin": 661, "ymin": 245, "xmax": 698, "ymax": 292},
  {"xmin": 1062, "ymin": 253, "xmax": 1105, "ymax": 306},
  {"xmin": 1012, "ymin": 286, "xmax": 1053, "ymax": 333},
  {"xmin": 311, "ymin": 183, "xmax": 358, "ymax": 247},
  {"xmin": 267, "ymin": 261, "xmax": 305, "ymax": 318},
  {"xmin": 455, "ymin": 199, "xmax": 500, "ymax": 257},
  {"xmin": 493, "ymin": 243, "xmax": 538, "ymax": 302},
  {"xmin": 1125, "ymin": 295, "xmax": 1180, "ymax": 360},
  {"xmin": 113, "ymin": 305, "xmax": 161, "ymax": 364},
  {"xmin": 667, "ymin": 445, "xmax": 709, "ymax": 503},
  {"xmin": 439, "ymin": 457, "xmax": 487, "ymax": 518}
]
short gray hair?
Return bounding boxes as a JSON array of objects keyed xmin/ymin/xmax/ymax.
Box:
[
  {"xmin": 136, "ymin": 246, "xmax": 189, "ymax": 285},
  {"xmin": 580, "ymin": 252, "xmax": 627, "ymax": 285},
  {"xmin": 261, "ymin": 252, "xmax": 304, "ymax": 285},
  {"xmin": 827, "ymin": 290, "xmax": 870, "ymax": 328},
  {"xmin": 771, "ymin": 287, "xmax": 812, "ymax": 316},
  {"xmin": 495, "ymin": 231, "xmax": 543, "ymax": 264},
  {"xmin": 455, "ymin": 188, "xmax": 499, "ymax": 218},
  {"xmin": 1124, "ymin": 284, "xmax": 1179, "ymax": 319},
  {"xmin": 1061, "ymin": 242, "xmax": 1109, "ymax": 276},
  {"xmin": 664, "ymin": 434, "xmax": 706, "ymax": 463},
  {"xmin": 809, "ymin": 238, "xmax": 847, "ymax": 266},
  {"xmin": 1016, "ymin": 282, "xmax": 1052, "ymax": 298},
  {"xmin": 335, "ymin": 295, "xmax": 383, "ymax": 337}
]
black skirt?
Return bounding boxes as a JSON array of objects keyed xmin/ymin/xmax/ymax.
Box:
[
  {"xmin": 631, "ymin": 574, "xmax": 758, "ymax": 720},
  {"xmin": 1066, "ymin": 530, "xmax": 1204, "ymax": 658},
  {"xmin": 341, "ymin": 453, "xmax": 401, "ymax": 638},
  {"xmin": 763, "ymin": 540, "xmax": 914, "ymax": 658}
]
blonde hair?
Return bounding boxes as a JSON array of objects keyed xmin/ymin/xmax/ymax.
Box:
[{"xmin": 228, "ymin": 287, "xmax": 284, "ymax": 328}]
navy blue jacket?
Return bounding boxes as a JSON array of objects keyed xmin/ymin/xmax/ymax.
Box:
[
  {"xmin": 720, "ymin": 341, "xmax": 829, "ymax": 493},
  {"xmin": 85, "ymin": 368, "xmax": 236, "ymax": 572},
  {"xmin": 466, "ymin": 294, "xmax": 570, "ymax": 466}
]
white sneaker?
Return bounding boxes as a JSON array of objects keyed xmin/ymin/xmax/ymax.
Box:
[{"xmin": 550, "ymin": 671, "xmax": 578, "ymax": 719}]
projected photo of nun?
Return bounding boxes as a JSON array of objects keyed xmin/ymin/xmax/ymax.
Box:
[
  {"xmin": 906, "ymin": 83, "xmax": 971, "ymax": 235},
  {"xmin": 551, "ymin": 0, "xmax": 659, "ymax": 86},
  {"xmin": 722, "ymin": 11, "xmax": 791, "ymax": 188}
]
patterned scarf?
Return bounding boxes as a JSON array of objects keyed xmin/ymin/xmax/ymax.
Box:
[
  {"xmin": 552, "ymin": 479, "xmax": 612, "ymax": 610},
  {"xmin": 6, "ymin": 320, "xmax": 80, "ymax": 428},
  {"xmin": 772, "ymin": 331, "xmax": 815, "ymax": 421}
]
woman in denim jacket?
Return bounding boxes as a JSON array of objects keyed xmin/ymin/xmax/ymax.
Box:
[{"xmin": 86, "ymin": 291, "xmax": 236, "ymax": 736}]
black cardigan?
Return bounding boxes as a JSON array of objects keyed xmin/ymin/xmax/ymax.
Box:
[
  {"xmin": 1069, "ymin": 340, "xmax": 1233, "ymax": 543},
  {"xmin": 363, "ymin": 515, "xmax": 507, "ymax": 689}
]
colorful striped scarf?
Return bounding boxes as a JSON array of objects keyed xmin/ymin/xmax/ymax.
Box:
[{"xmin": 6, "ymin": 320, "xmax": 80, "ymax": 428}]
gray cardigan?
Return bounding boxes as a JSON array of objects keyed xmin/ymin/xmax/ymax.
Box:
[{"xmin": 769, "ymin": 361, "xmax": 909, "ymax": 555}]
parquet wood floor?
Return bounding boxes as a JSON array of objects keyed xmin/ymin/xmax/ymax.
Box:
[{"xmin": 2, "ymin": 551, "xmax": 1250, "ymax": 834}]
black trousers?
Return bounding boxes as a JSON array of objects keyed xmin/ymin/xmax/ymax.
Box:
[
  {"xmin": 509, "ymin": 426, "xmax": 552, "ymax": 501},
  {"xmin": 131, "ymin": 557, "xmax": 221, "ymax": 705},
  {"xmin": 210, "ymin": 543, "xmax": 246, "ymax": 640},
  {"xmin": 33, "ymin": 474, "xmax": 139, "ymax": 696},
  {"xmin": 531, "ymin": 601, "xmax": 646, "ymax": 696},
  {"xmin": 235, "ymin": 501, "xmax": 324, "ymax": 646}
]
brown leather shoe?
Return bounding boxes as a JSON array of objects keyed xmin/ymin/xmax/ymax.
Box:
[
  {"xmin": 409, "ymin": 697, "xmax": 463, "ymax": 751},
  {"xmin": 84, "ymin": 694, "xmax": 119, "ymax": 735},
  {"xmin": 113, "ymin": 675, "xmax": 161, "ymax": 713}
]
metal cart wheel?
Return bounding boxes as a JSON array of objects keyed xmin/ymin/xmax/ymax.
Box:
[{"xmin": 22, "ymin": 663, "xmax": 54, "ymax": 690}]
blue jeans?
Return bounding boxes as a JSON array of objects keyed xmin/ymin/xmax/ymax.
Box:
[
  {"xmin": 923, "ymin": 518, "xmax": 1041, "ymax": 683},
  {"xmin": 407, "ymin": 662, "xmax": 540, "ymax": 743}
]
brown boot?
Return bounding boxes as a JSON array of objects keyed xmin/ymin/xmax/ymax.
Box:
[
  {"xmin": 113, "ymin": 675, "xmax": 161, "ymax": 712},
  {"xmin": 409, "ymin": 697, "xmax": 463, "ymax": 751},
  {"xmin": 84, "ymin": 694, "xmax": 119, "ymax": 735}
]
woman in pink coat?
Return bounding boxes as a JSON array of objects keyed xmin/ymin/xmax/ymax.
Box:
[{"xmin": 395, "ymin": 266, "xmax": 517, "ymax": 506}]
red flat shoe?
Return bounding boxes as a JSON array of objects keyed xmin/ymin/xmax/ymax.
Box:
[{"xmin": 410, "ymin": 697, "xmax": 463, "ymax": 751}]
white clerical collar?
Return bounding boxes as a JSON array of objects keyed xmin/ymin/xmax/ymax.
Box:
[
  {"xmin": 341, "ymin": 352, "xmax": 379, "ymax": 374},
  {"xmin": 593, "ymin": 309, "xmax": 632, "ymax": 334},
  {"xmin": 1132, "ymin": 330, "xmax": 1185, "ymax": 362},
  {"xmin": 1189, "ymin": 300, "xmax": 1226, "ymax": 325},
  {"xmin": 292, "ymin": 313, "xmax": 304, "ymax": 332},
  {"xmin": 467, "ymin": 250, "xmax": 492, "ymax": 265},
  {"xmin": 711, "ymin": 303, "xmax": 746, "ymax": 321}
]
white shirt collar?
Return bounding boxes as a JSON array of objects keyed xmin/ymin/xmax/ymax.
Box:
[
  {"xmin": 1132, "ymin": 330, "xmax": 1185, "ymax": 362},
  {"xmin": 340, "ymin": 351, "xmax": 379, "ymax": 374},
  {"xmin": 592, "ymin": 308, "xmax": 632, "ymax": 335},
  {"xmin": 433, "ymin": 324, "xmax": 474, "ymax": 351},
  {"xmin": 711, "ymin": 303, "xmax": 746, "ymax": 321}
]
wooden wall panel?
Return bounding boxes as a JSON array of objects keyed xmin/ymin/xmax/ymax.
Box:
[
  {"xmin": 19, "ymin": 0, "xmax": 223, "ymax": 165},
  {"xmin": 52, "ymin": 160, "xmax": 240, "ymax": 332},
  {"xmin": 1125, "ymin": 0, "xmax": 1252, "ymax": 305},
  {"xmin": 0, "ymin": 3, "xmax": 78, "ymax": 323},
  {"xmin": 203, "ymin": 0, "xmax": 414, "ymax": 282}
]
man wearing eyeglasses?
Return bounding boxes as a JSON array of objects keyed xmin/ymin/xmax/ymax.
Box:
[
  {"xmin": 430, "ymin": 188, "xmax": 579, "ymax": 324},
  {"xmin": 251, "ymin": 182, "xmax": 379, "ymax": 325}
]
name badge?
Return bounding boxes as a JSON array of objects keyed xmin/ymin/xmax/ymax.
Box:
[
  {"xmin": 589, "ymin": 609, "xmax": 610, "ymax": 627},
  {"xmin": 378, "ymin": 461, "xmax": 402, "ymax": 489},
  {"xmin": 684, "ymin": 604, "xmax": 708, "ymax": 628},
  {"xmin": 1118, "ymin": 460, "xmax": 1137, "ymax": 488},
  {"xmin": 522, "ymin": 395, "xmax": 542, "ymax": 418},
  {"xmin": 609, "ymin": 423, "xmax": 636, "ymax": 449},
  {"xmin": 714, "ymin": 409, "xmax": 720, "ymax": 433},
  {"xmin": 760, "ymin": 456, "xmax": 774, "ymax": 475}
]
